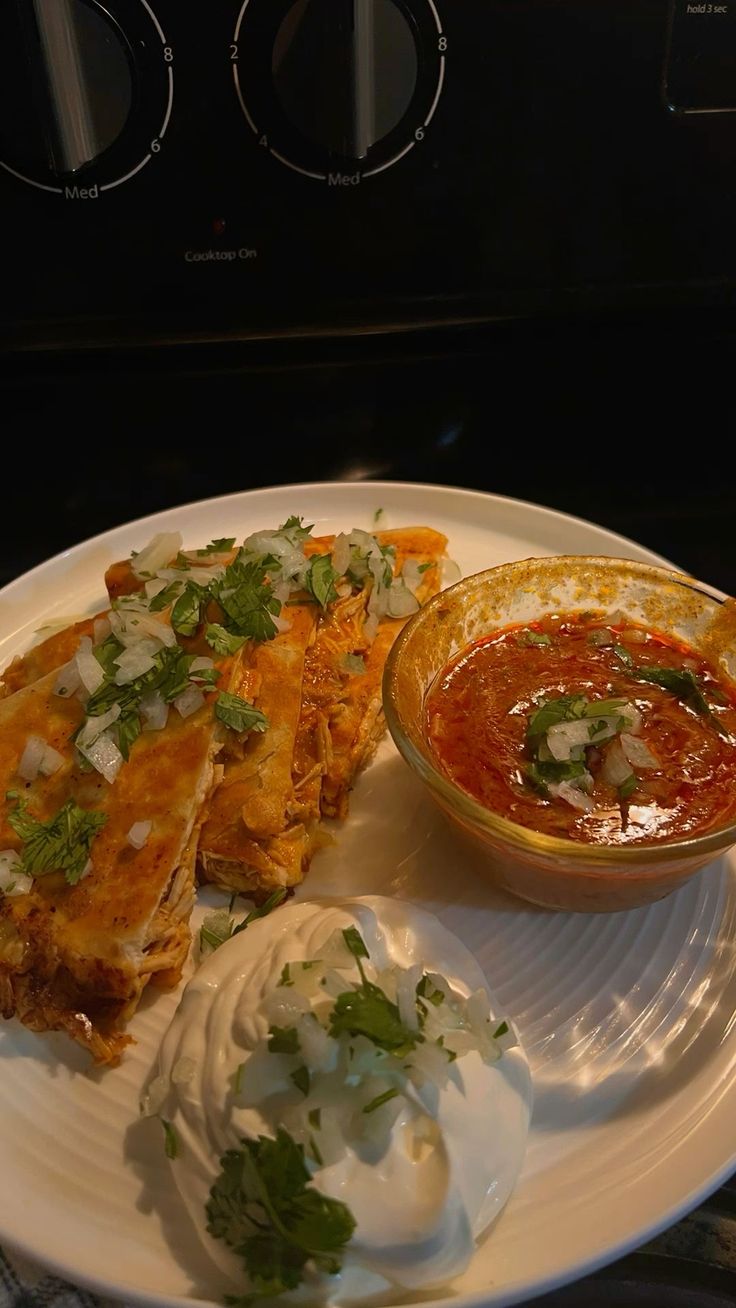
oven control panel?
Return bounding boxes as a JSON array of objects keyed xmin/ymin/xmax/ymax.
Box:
[{"xmin": 2, "ymin": 0, "xmax": 736, "ymax": 348}]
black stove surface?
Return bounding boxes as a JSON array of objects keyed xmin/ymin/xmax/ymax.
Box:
[{"xmin": 3, "ymin": 320, "xmax": 736, "ymax": 1304}]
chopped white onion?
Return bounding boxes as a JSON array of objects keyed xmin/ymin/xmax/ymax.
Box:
[
  {"xmin": 262, "ymin": 987, "xmax": 311, "ymax": 1026},
  {"xmin": 396, "ymin": 963, "xmax": 423, "ymax": 1032},
  {"xmin": 127, "ymin": 820, "xmax": 152, "ymax": 850},
  {"xmin": 466, "ymin": 986, "xmax": 491, "ymax": 1031},
  {"xmin": 620, "ymin": 702, "xmax": 642, "ymax": 734},
  {"xmin": 332, "ymin": 532, "xmax": 351, "ymax": 577},
  {"xmin": 273, "ymin": 614, "xmax": 292, "ymax": 634},
  {"xmin": 79, "ymin": 730, "xmax": 124, "ymax": 784},
  {"xmin": 386, "ymin": 581, "xmax": 420, "ymax": 619},
  {"xmin": 76, "ymin": 702, "xmax": 121, "ymax": 750},
  {"xmin": 492, "ymin": 1021, "xmax": 518, "ymax": 1054},
  {"xmin": 108, "ymin": 608, "xmax": 176, "ymax": 649},
  {"xmin": 93, "ymin": 616, "xmax": 112, "ymax": 645},
  {"xmin": 144, "ymin": 577, "xmax": 169, "ymax": 599},
  {"xmin": 549, "ymin": 780, "xmax": 596, "ymax": 812},
  {"xmin": 132, "ymin": 531, "xmax": 183, "ymax": 578},
  {"xmin": 319, "ymin": 929, "xmax": 355, "ymax": 969},
  {"xmin": 621, "ymin": 733, "xmax": 659, "ymax": 770},
  {"xmin": 442, "ymin": 1029, "xmax": 479, "ymax": 1057},
  {"xmin": 407, "ymin": 1039, "xmax": 453, "ymax": 1088},
  {"xmin": 140, "ymin": 1072, "xmax": 170, "ymax": 1118},
  {"xmin": 174, "ymin": 685, "xmax": 205, "ymax": 719},
  {"xmin": 171, "ymin": 1055, "xmax": 197, "ymax": 1086},
  {"xmin": 601, "ymin": 737, "xmax": 634, "ymax": 788},
  {"xmin": 364, "ymin": 612, "xmax": 379, "ymax": 644},
  {"xmin": 53, "ymin": 660, "xmax": 81, "ymax": 699},
  {"xmin": 140, "ymin": 690, "xmax": 169, "ymax": 733},
  {"xmin": 296, "ymin": 1013, "xmax": 338, "ymax": 1073},
  {"xmin": 442, "ymin": 557, "xmax": 462, "ymax": 587},
  {"xmin": 16, "ymin": 736, "xmax": 63, "ymax": 784},
  {"xmin": 79, "ymin": 858, "xmax": 93, "ymax": 880},
  {"xmin": 271, "ymin": 582, "xmax": 292, "ymax": 607},
  {"xmin": 190, "ymin": 656, "xmax": 214, "ymax": 673},
  {"xmin": 0, "ymin": 850, "xmax": 32, "ymax": 897},
  {"xmin": 400, "ymin": 559, "xmax": 426, "ymax": 596},
  {"xmin": 17, "ymin": 735, "xmax": 47, "ymax": 782},
  {"xmin": 242, "ymin": 528, "xmax": 310, "ymax": 585},
  {"xmin": 289, "ymin": 962, "xmax": 326, "ymax": 1000},
  {"xmin": 74, "ymin": 636, "xmax": 105, "ymax": 695},
  {"xmin": 587, "ymin": 627, "xmax": 614, "ymax": 647},
  {"xmin": 547, "ymin": 719, "xmax": 596, "ymax": 761},
  {"xmin": 113, "ymin": 639, "xmax": 160, "ymax": 685},
  {"xmin": 39, "ymin": 743, "xmax": 64, "ymax": 777}
]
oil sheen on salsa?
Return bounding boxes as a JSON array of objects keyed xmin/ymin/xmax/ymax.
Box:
[{"xmin": 425, "ymin": 614, "xmax": 736, "ymax": 845}]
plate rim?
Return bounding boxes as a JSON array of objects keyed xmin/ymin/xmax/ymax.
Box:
[
  {"xmin": 1, "ymin": 479, "xmax": 730, "ymax": 1308},
  {"xmin": 0, "ymin": 478, "xmax": 675, "ymax": 612}
]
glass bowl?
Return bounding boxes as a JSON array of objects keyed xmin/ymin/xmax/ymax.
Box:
[{"xmin": 383, "ymin": 556, "xmax": 736, "ymax": 912}]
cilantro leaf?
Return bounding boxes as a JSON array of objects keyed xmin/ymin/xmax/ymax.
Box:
[
  {"xmin": 210, "ymin": 556, "xmax": 281, "ymax": 642},
  {"xmin": 200, "ymin": 888, "xmax": 287, "ymax": 954},
  {"xmin": 363, "ymin": 1087, "xmax": 400, "ymax": 1114},
  {"xmin": 416, "ymin": 975, "xmax": 444, "ymax": 1007},
  {"xmin": 290, "ymin": 1065, "xmax": 310, "ymax": 1096},
  {"xmin": 93, "ymin": 634, "xmax": 123, "ymax": 676},
  {"xmin": 619, "ymin": 774, "xmax": 638, "ymax": 800},
  {"xmin": 526, "ymin": 696, "xmax": 587, "ymax": 738},
  {"xmin": 582, "ymin": 698, "xmax": 625, "ymax": 717},
  {"xmin": 206, "ymin": 1129, "xmax": 355, "ymax": 1302},
  {"xmin": 518, "ymin": 630, "xmax": 552, "ymax": 647},
  {"xmin": 305, "ymin": 555, "xmax": 339, "ymax": 609},
  {"xmin": 279, "ymin": 516, "xmax": 313, "ymax": 541},
  {"xmin": 171, "ymin": 583, "xmax": 205, "ymax": 636},
  {"xmin": 148, "ymin": 580, "xmax": 184, "ymax": 613},
  {"xmin": 215, "ymin": 693, "xmax": 269, "ymax": 735},
  {"xmin": 232, "ymin": 887, "xmax": 288, "ymax": 935},
  {"xmin": 632, "ymin": 665, "xmax": 712, "ymax": 714},
  {"xmin": 206, "ymin": 624, "xmax": 247, "ymax": 656},
  {"xmin": 198, "ymin": 538, "xmax": 236, "ymax": 555},
  {"xmin": 116, "ymin": 711, "xmax": 142, "ymax": 761},
  {"xmin": 268, "ymin": 1026, "xmax": 300, "ymax": 1054},
  {"xmin": 7, "ymin": 795, "xmax": 107, "ymax": 885},
  {"xmin": 161, "ymin": 1118, "xmax": 179, "ymax": 1160},
  {"xmin": 523, "ymin": 759, "xmax": 590, "ymax": 796},
  {"xmin": 342, "ymin": 926, "xmax": 369, "ymax": 961},
  {"xmin": 612, "ymin": 643, "xmax": 634, "ymax": 668},
  {"xmin": 329, "ymin": 984, "xmax": 420, "ymax": 1053},
  {"xmin": 199, "ymin": 908, "xmax": 235, "ymax": 952}
]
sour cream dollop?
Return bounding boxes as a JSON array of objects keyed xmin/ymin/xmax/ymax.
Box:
[{"xmin": 156, "ymin": 896, "xmax": 532, "ymax": 1304}]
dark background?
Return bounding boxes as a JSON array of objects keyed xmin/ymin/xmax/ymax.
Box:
[{"xmin": 2, "ymin": 317, "xmax": 735, "ymax": 595}]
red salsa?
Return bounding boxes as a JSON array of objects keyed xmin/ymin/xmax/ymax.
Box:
[{"xmin": 425, "ymin": 613, "xmax": 736, "ymax": 845}]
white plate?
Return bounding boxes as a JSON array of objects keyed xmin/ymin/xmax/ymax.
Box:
[{"xmin": 1, "ymin": 482, "xmax": 735, "ymax": 1308}]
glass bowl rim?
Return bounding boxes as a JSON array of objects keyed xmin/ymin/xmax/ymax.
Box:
[{"xmin": 383, "ymin": 554, "xmax": 736, "ymax": 870}]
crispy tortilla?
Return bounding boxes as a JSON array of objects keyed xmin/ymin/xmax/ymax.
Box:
[
  {"xmin": 0, "ymin": 653, "xmax": 240, "ymax": 1064},
  {"xmin": 0, "ymin": 522, "xmax": 448, "ymax": 1061},
  {"xmin": 198, "ymin": 527, "xmax": 447, "ymax": 892}
]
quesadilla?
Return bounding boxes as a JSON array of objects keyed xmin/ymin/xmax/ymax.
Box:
[
  {"xmin": 198, "ymin": 527, "xmax": 447, "ymax": 894},
  {"xmin": 0, "ymin": 517, "xmax": 448, "ymax": 1062},
  {"xmin": 0, "ymin": 645, "xmax": 240, "ymax": 1064}
]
